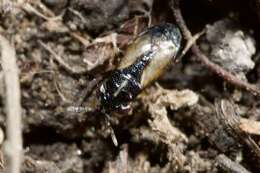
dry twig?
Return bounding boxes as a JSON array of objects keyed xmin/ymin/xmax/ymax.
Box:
[
  {"xmin": 215, "ymin": 99, "xmax": 260, "ymax": 159},
  {"xmin": 38, "ymin": 40, "xmax": 90, "ymax": 74},
  {"xmin": 170, "ymin": 0, "xmax": 260, "ymax": 97},
  {"xmin": 0, "ymin": 35, "xmax": 23, "ymax": 173},
  {"xmin": 216, "ymin": 154, "xmax": 251, "ymax": 173},
  {"xmin": 22, "ymin": 2, "xmax": 92, "ymax": 47},
  {"xmin": 240, "ymin": 118, "xmax": 260, "ymax": 136}
]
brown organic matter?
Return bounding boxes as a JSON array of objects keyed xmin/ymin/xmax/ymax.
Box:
[{"xmin": 1, "ymin": 0, "xmax": 260, "ymax": 172}]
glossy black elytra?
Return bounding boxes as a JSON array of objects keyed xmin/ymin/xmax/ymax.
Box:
[{"xmin": 99, "ymin": 23, "xmax": 182, "ymax": 113}]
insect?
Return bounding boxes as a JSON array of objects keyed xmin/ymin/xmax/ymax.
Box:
[{"xmin": 99, "ymin": 23, "xmax": 182, "ymax": 113}]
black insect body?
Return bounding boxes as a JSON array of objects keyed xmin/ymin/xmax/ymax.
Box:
[
  {"xmin": 99, "ymin": 50, "xmax": 156, "ymax": 111},
  {"xmin": 99, "ymin": 23, "xmax": 182, "ymax": 112}
]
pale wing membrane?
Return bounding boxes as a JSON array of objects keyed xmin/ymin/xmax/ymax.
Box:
[
  {"xmin": 118, "ymin": 34, "xmax": 151, "ymax": 69},
  {"xmin": 140, "ymin": 42, "xmax": 178, "ymax": 88}
]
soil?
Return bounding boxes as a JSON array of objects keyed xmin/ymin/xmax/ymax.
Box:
[{"xmin": 1, "ymin": 0, "xmax": 260, "ymax": 172}]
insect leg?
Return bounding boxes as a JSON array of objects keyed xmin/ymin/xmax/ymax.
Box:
[{"xmin": 104, "ymin": 113, "xmax": 118, "ymax": 146}]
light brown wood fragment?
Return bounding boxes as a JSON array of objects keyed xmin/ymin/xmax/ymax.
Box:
[{"xmin": 240, "ymin": 118, "xmax": 260, "ymax": 136}]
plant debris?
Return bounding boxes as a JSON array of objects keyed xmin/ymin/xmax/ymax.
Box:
[{"xmin": 1, "ymin": 0, "xmax": 260, "ymax": 172}]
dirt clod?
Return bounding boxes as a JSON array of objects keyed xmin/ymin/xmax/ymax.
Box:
[{"xmin": 1, "ymin": 0, "xmax": 260, "ymax": 172}]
